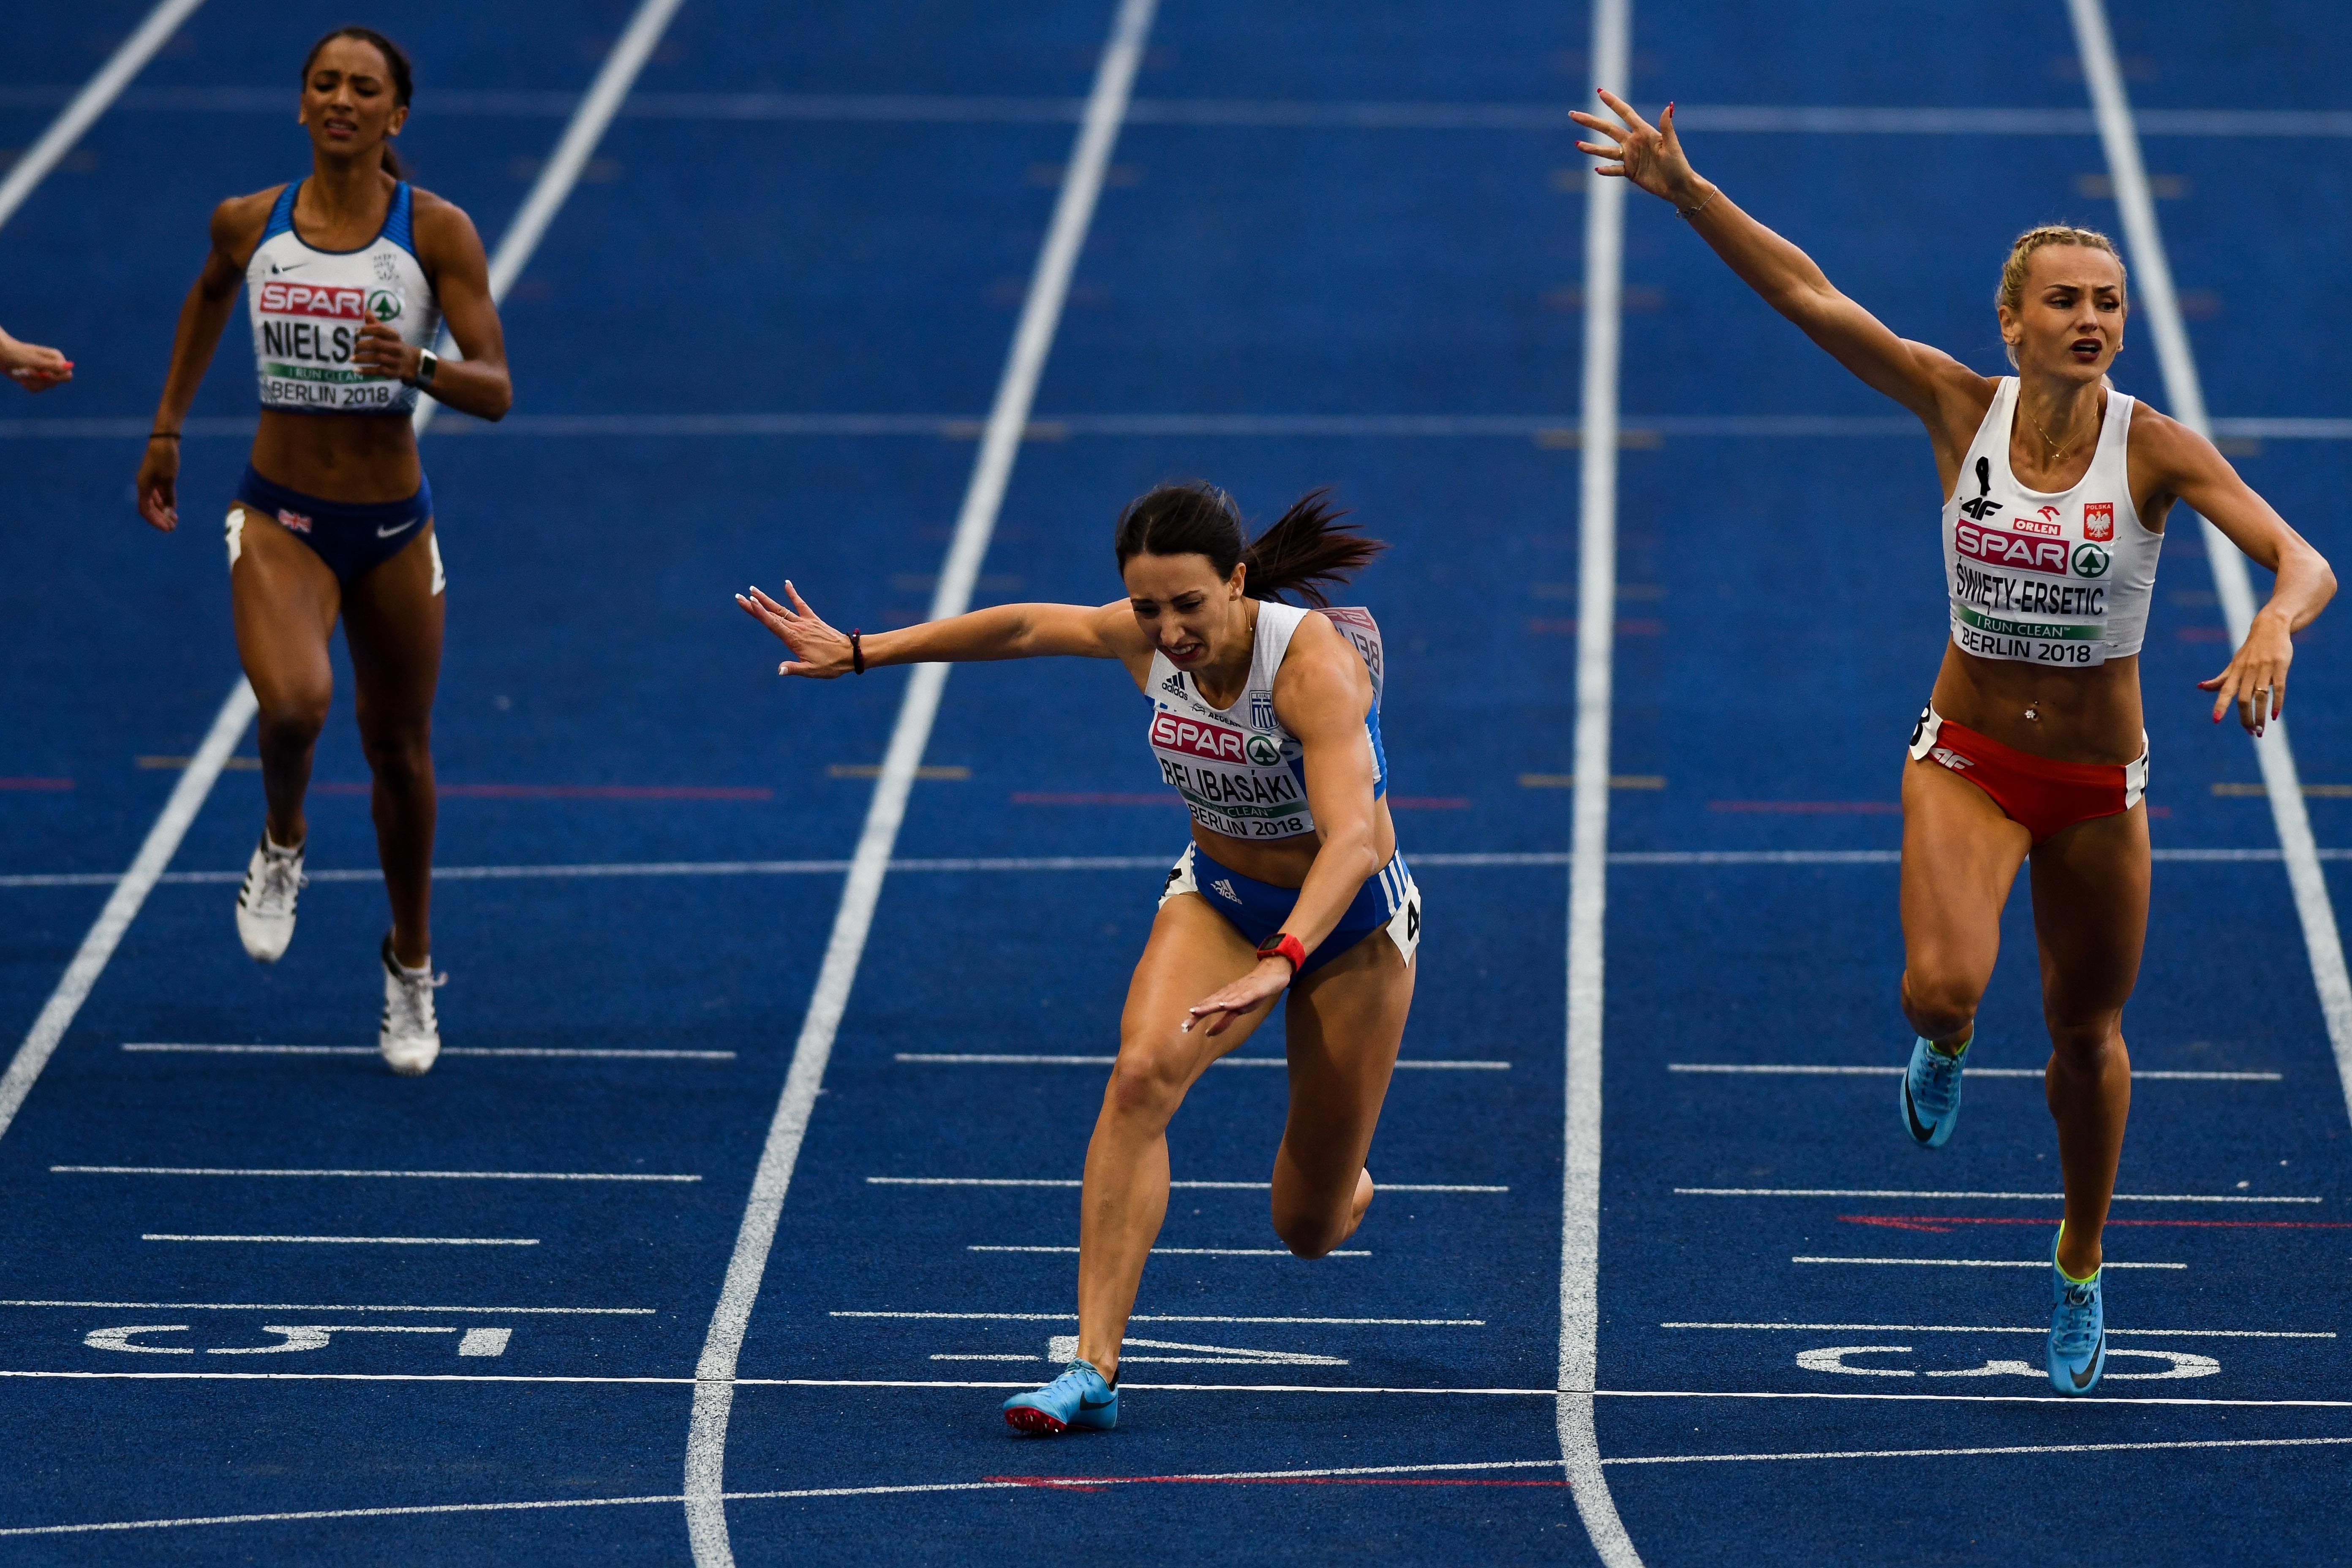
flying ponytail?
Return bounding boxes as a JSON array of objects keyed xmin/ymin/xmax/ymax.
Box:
[{"xmin": 1113, "ymin": 482, "xmax": 1384, "ymax": 607}]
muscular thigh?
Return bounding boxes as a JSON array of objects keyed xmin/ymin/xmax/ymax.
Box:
[
  {"xmin": 341, "ymin": 521, "xmax": 444, "ymax": 732},
  {"xmin": 1117, "ymin": 893, "xmax": 1277, "ymax": 1083},
  {"xmin": 2028, "ymin": 803, "xmax": 2151, "ymax": 1020},
  {"xmin": 1901, "ymin": 754, "xmax": 2032, "ymax": 981},
  {"xmin": 228, "ymin": 505, "xmax": 340, "ymax": 707},
  {"xmin": 1279, "ymin": 926, "xmax": 1416, "ymax": 1166}
]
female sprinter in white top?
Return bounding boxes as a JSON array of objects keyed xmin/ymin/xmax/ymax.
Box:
[
  {"xmin": 739, "ymin": 482, "xmax": 1422, "ymax": 1434},
  {"xmin": 1573, "ymin": 91, "xmax": 2334, "ymax": 1393},
  {"xmin": 137, "ymin": 27, "xmax": 511, "ymax": 1073}
]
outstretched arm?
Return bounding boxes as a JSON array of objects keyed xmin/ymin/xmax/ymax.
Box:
[
  {"xmin": 1571, "ymin": 91, "xmax": 1987, "ymax": 442},
  {"xmin": 2133, "ymin": 414, "xmax": 2338, "ymax": 736},
  {"xmin": 737, "ymin": 582, "xmax": 1146, "ymax": 678},
  {"xmin": 1, "ymin": 324, "xmax": 71, "ymax": 392}
]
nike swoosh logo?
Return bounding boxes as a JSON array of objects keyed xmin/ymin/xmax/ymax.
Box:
[
  {"xmin": 2070, "ymin": 1334, "xmax": 2102, "ymax": 1389},
  {"xmin": 1903, "ymin": 1080, "xmax": 1937, "ymax": 1143},
  {"xmin": 376, "ymin": 520, "xmax": 417, "ymax": 539},
  {"xmin": 274, "ymin": 261, "xmax": 310, "ymax": 273},
  {"xmin": 1079, "ymin": 1396, "xmax": 1114, "ymax": 1409}
]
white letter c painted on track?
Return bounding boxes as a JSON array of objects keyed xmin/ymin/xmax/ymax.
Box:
[
  {"xmin": 1795, "ymin": 1345, "xmax": 1916, "ymax": 1377},
  {"xmin": 84, "ymin": 1325, "xmax": 193, "ymax": 1354}
]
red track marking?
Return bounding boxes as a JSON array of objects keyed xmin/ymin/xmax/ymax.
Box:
[
  {"xmin": 314, "ymin": 783, "xmax": 772, "ymax": 800},
  {"xmin": 1011, "ymin": 792, "xmax": 1179, "ymax": 806},
  {"xmin": 1840, "ymin": 1214, "xmax": 2352, "ymax": 1234},
  {"xmin": 1710, "ymin": 800, "xmax": 1902, "ymax": 814},
  {"xmin": 1526, "ymin": 618, "xmax": 1663, "ymax": 637},
  {"xmin": 989, "ymin": 1475, "xmax": 1567, "ymax": 1492},
  {"xmin": 0, "ymin": 778, "xmax": 74, "ymax": 791}
]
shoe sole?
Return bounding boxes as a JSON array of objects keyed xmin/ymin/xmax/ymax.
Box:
[{"xmin": 1003, "ymin": 1405, "xmax": 1067, "ymax": 1436}]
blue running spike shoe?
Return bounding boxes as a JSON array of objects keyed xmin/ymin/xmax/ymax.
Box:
[
  {"xmin": 1899, "ymin": 1035, "xmax": 1968, "ymax": 1148},
  {"xmin": 1002, "ymin": 1360, "xmax": 1117, "ymax": 1436},
  {"xmin": 2048, "ymin": 1228, "xmax": 2106, "ymax": 1395}
]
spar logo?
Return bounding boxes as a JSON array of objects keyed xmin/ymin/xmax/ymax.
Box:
[
  {"xmin": 2083, "ymin": 501, "xmax": 2115, "ymax": 542},
  {"xmin": 365, "ymin": 288, "xmax": 403, "ymax": 324},
  {"xmin": 2073, "ymin": 543, "xmax": 2111, "ymax": 578},
  {"xmin": 1955, "ymin": 521, "xmax": 2071, "ymax": 577},
  {"xmin": 257, "ymin": 281, "xmax": 368, "ymax": 321},
  {"xmin": 1151, "ymin": 713, "xmax": 1248, "ymax": 764},
  {"xmin": 1245, "ymin": 734, "xmax": 1282, "ymax": 766}
]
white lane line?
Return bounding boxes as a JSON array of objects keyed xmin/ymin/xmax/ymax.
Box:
[
  {"xmin": 1662, "ymin": 1321, "xmax": 2336, "ymax": 1339},
  {"xmin": 9, "ymin": 844, "xmax": 2344, "ymax": 888},
  {"xmin": 410, "ymin": 0, "xmax": 687, "ymax": 438},
  {"xmin": 0, "ymin": 1300, "xmax": 647, "ymax": 1314},
  {"xmin": 892, "ymin": 1052, "xmax": 1511, "ymax": 1069},
  {"xmin": 12, "ymin": 410, "xmax": 2352, "ymax": 449},
  {"xmin": 1596, "ymin": 1389, "xmax": 2352, "ymax": 1409},
  {"xmin": 1793, "ymin": 1257, "xmax": 2186, "ymax": 1270},
  {"xmin": 1606, "ymin": 1436, "xmax": 2352, "ymax": 1467},
  {"xmin": 0, "ymin": 1456, "xmax": 1582, "ymax": 1541},
  {"xmin": 0, "ymin": 0, "xmax": 210, "ymax": 233},
  {"xmin": 7, "ymin": 2, "xmax": 679, "ymax": 1149},
  {"xmin": 979, "ymin": 1248, "xmax": 1364, "ymax": 1260},
  {"xmin": 142, "ymin": 1235, "xmax": 539, "ymax": 1247},
  {"xmin": 1669, "ymin": 1063, "xmax": 2282, "ymax": 1081},
  {"xmin": 829, "ymin": 1312, "xmax": 1485, "ymax": 1325},
  {"xmin": 0, "ymin": 683, "xmax": 256, "ymax": 1149},
  {"xmin": 56, "ymin": 1166, "xmax": 697, "ymax": 1181},
  {"xmin": 121, "ymin": 1044, "xmax": 735, "ymax": 1060},
  {"xmin": 1678, "ymin": 1187, "xmax": 2319, "ymax": 1203},
  {"xmin": 865, "ymin": 1176, "xmax": 1507, "ymax": 1192},
  {"xmin": 1559, "ymin": 4, "xmax": 1639, "ymax": 1565},
  {"xmin": 682, "ymin": 6, "xmax": 1158, "ymax": 1560},
  {"xmin": 2071, "ymin": 0, "xmax": 2352, "ymax": 1127},
  {"xmin": 16, "ymin": 87, "xmax": 2352, "ymax": 137}
]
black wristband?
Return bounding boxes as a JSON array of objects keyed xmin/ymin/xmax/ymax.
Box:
[
  {"xmin": 148, "ymin": 431, "xmax": 180, "ymax": 441},
  {"xmin": 850, "ymin": 629, "xmax": 865, "ymax": 675}
]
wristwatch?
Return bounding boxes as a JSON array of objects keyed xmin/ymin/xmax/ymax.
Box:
[
  {"xmin": 405, "ymin": 348, "xmax": 438, "ymax": 389},
  {"xmin": 1256, "ymin": 931, "xmax": 1308, "ymax": 976}
]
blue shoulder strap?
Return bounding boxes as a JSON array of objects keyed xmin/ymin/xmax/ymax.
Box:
[
  {"xmin": 382, "ymin": 182, "xmax": 416, "ymax": 257},
  {"xmin": 260, "ymin": 181, "xmax": 300, "ymax": 244}
]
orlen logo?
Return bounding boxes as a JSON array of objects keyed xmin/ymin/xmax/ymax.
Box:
[
  {"xmin": 257, "ymin": 281, "xmax": 368, "ymax": 321},
  {"xmin": 2082, "ymin": 501, "xmax": 2115, "ymax": 542},
  {"xmin": 1955, "ymin": 521, "xmax": 2070, "ymax": 577},
  {"xmin": 1151, "ymin": 713, "xmax": 1247, "ymax": 764}
]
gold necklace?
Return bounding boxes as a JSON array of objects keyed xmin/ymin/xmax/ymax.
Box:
[{"xmin": 2021, "ymin": 393, "xmax": 2093, "ymax": 466}]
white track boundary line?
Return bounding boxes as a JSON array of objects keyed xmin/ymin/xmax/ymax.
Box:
[
  {"xmin": 2069, "ymin": 0, "xmax": 2352, "ymax": 1127},
  {"xmin": 410, "ymin": 0, "xmax": 687, "ymax": 438},
  {"xmin": 1606, "ymin": 1435, "xmax": 2352, "ymax": 1467},
  {"xmin": 680, "ymin": 3, "xmax": 1158, "ymax": 1561},
  {"xmin": 0, "ymin": 0, "xmax": 209, "ymax": 232},
  {"xmin": 1, "ymin": 0, "xmax": 678, "ymax": 1148},
  {"xmin": 0, "ymin": 684, "xmax": 254, "ymax": 1146},
  {"xmin": 1557, "ymin": 3, "xmax": 1639, "ymax": 1565}
]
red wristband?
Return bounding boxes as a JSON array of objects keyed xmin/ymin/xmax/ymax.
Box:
[{"xmin": 1256, "ymin": 931, "xmax": 1307, "ymax": 976}]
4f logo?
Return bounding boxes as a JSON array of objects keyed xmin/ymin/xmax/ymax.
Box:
[{"xmin": 1957, "ymin": 455, "xmax": 2004, "ymax": 521}]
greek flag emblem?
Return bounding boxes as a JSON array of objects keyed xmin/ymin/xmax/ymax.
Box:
[{"xmin": 1249, "ymin": 692, "xmax": 1276, "ymax": 730}]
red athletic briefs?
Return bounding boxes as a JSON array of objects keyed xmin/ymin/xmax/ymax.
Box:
[{"xmin": 1907, "ymin": 705, "xmax": 2149, "ymax": 844}]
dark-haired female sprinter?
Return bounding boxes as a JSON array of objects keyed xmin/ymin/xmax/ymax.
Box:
[
  {"xmin": 137, "ymin": 27, "xmax": 510, "ymax": 1074},
  {"xmin": 739, "ymin": 484, "xmax": 1421, "ymax": 1435}
]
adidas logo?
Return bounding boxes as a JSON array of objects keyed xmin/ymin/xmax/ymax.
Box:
[
  {"xmin": 1162, "ymin": 675, "xmax": 1188, "ymax": 697},
  {"xmin": 1210, "ymin": 878, "xmax": 1239, "ymax": 904}
]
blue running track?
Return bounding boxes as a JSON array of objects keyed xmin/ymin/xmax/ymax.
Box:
[{"xmin": 0, "ymin": 0, "xmax": 2346, "ymax": 1562}]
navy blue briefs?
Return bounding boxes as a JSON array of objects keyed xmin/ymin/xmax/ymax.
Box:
[{"xmin": 234, "ymin": 464, "xmax": 433, "ymax": 586}]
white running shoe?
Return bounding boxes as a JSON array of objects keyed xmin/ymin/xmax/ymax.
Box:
[
  {"xmin": 378, "ymin": 934, "xmax": 444, "ymax": 1075},
  {"xmin": 234, "ymin": 833, "xmax": 306, "ymax": 963}
]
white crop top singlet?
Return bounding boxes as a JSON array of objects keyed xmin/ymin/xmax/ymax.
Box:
[
  {"xmin": 246, "ymin": 180, "xmax": 440, "ymax": 416},
  {"xmin": 1943, "ymin": 376, "xmax": 2161, "ymax": 667},
  {"xmin": 1145, "ymin": 602, "xmax": 1390, "ymax": 841}
]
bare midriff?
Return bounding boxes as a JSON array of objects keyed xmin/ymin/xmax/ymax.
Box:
[
  {"xmin": 1191, "ymin": 799, "xmax": 1398, "ymax": 891},
  {"xmin": 250, "ymin": 408, "xmax": 423, "ymax": 502},
  {"xmin": 1928, "ymin": 642, "xmax": 2145, "ymax": 765}
]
